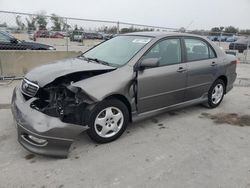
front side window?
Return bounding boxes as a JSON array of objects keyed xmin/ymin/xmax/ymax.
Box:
[
  {"xmin": 143, "ymin": 38, "xmax": 182, "ymax": 66},
  {"xmin": 83, "ymin": 35, "xmax": 152, "ymax": 67},
  {"xmin": 184, "ymin": 38, "xmax": 210, "ymax": 61}
]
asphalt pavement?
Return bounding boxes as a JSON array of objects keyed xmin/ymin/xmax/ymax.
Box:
[{"xmin": 0, "ymin": 64, "xmax": 250, "ymax": 188}]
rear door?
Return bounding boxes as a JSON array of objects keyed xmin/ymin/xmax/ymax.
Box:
[
  {"xmin": 183, "ymin": 37, "xmax": 218, "ymax": 101},
  {"xmin": 137, "ymin": 38, "xmax": 188, "ymax": 113}
]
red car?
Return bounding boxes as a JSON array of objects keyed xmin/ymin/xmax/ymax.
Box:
[
  {"xmin": 34, "ymin": 30, "xmax": 50, "ymax": 38},
  {"xmin": 33, "ymin": 30, "xmax": 64, "ymax": 40},
  {"xmin": 49, "ymin": 31, "xmax": 64, "ymax": 39}
]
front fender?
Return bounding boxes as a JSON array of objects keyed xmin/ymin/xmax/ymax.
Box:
[{"xmin": 72, "ymin": 66, "xmax": 135, "ymax": 102}]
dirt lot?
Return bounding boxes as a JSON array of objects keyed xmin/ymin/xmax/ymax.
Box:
[{"xmin": 0, "ymin": 64, "xmax": 250, "ymax": 188}]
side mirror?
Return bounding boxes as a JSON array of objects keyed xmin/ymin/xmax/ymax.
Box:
[
  {"xmin": 10, "ymin": 38, "xmax": 18, "ymax": 44},
  {"xmin": 137, "ymin": 58, "xmax": 159, "ymax": 71}
]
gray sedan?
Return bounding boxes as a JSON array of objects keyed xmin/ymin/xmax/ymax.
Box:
[{"xmin": 11, "ymin": 32, "xmax": 237, "ymax": 157}]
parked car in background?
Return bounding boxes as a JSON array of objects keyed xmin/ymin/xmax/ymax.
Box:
[
  {"xmin": 207, "ymin": 36, "xmax": 218, "ymax": 41},
  {"xmin": 49, "ymin": 31, "xmax": 64, "ymax": 39},
  {"xmin": 70, "ymin": 31, "xmax": 105, "ymax": 42},
  {"xmin": 217, "ymin": 35, "xmax": 227, "ymax": 42},
  {"xmin": 229, "ymin": 37, "xmax": 250, "ymax": 53},
  {"xmin": 84, "ymin": 32, "xmax": 103, "ymax": 39},
  {"xmin": 0, "ymin": 31, "xmax": 56, "ymax": 50},
  {"xmin": 32, "ymin": 30, "xmax": 64, "ymax": 40},
  {"xmin": 34, "ymin": 30, "xmax": 50, "ymax": 38},
  {"xmin": 60, "ymin": 31, "xmax": 70, "ymax": 37},
  {"xmin": 101, "ymin": 33, "xmax": 115, "ymax": 40},
  {"xmin": 11, "ymin": 32, "xmax": 237, "ymax": 157},
  {"xmin": 70, "ymin": 30, "xmax": 85, "ymax": 42},
  {"xmin": 226, "ymin": 36, "xmax": 238, "ymax": 42}
]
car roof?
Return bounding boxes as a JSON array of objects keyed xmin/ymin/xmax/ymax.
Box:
[{"xmin": 122, "ymin": 31, "xmax": 204, "ymax": 38}]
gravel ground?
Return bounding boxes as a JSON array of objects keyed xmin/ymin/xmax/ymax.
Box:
[{"xmin": 0, "ymin": 64, "xmax": 250, "ymax": 188}]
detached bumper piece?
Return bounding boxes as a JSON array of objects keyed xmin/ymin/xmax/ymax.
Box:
[{"xmin": 11, "ymin": 86, "xmax": 87, "ymax": 158}]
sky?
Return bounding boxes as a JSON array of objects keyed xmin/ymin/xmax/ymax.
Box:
[{"xmin": 0, "ymin": 0, "xmax": 250, "ymax": 30}]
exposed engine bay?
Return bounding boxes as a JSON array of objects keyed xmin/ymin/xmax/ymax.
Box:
[{"xmin": 23, "ymin": 70, "xmax": 111, "ymax": 125}]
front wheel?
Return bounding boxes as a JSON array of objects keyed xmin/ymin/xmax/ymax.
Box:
[
  {"xmin": 86, "ymin": 99, "xmax": 129, "ymax": 143},
  {"xmin": 206, "ymin": 79, "xmax": 225, "ymax": 108}
]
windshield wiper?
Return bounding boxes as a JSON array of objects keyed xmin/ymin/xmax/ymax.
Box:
[{"xmin": 81, "ymin": 56, "xmax": 110, "ymax": 66}]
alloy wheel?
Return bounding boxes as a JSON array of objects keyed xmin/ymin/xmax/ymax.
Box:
[
  {"xmin": 211, "ymin": 83, "xmax": 224, "ymax": 104},
  {"xmin": 94, "ymin": 107, "xmax": 124, "ymax": 138}
]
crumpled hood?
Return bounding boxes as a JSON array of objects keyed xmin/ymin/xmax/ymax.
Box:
[{"xmin": 25, "ymin": 57, "xmax": 116, "ymax": 87}]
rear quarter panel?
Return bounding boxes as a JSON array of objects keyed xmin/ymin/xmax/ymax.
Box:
[
  {"xmin": 207, "ymin": 40, "xmax": 237, "ymax": 92},
  {"xmin": 223, "ymin": 54, "xmax": 237, "ymax": 92}
]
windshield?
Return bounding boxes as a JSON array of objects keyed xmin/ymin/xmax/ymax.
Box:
[{"xmin": 83, "ymin": 35, "xmax": 152, "ymax": 67}]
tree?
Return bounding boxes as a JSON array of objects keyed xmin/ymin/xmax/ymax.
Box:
[
  {"xmin": 26, "ymin": 16, "xmax": 36, "ymax": 31},
  {"xmin": 239, "ymin": 29, "xmax": 250, "ymax": 35},
  {"xmin": 16, "ymin": 15, "xmax": 25, "ymax": 30},
  {"xmin": 179, "ymin": 27, "xmax": 186, "ymax": 33},
  {"xmin": 50, "ymin": 14, "xmax": 62, "ymax": 31},
  {"xmin": 62, "ymin": 20, "xmax": 71, "ymax": 31},
  {"xmin": 104, "ymin": 26, "xmax": 118, "ymax": 34},
  {"xmin": 224, "ymin": 26, "xmax": 239, "ymax": 34},
  {"xmin": 210, "ymin": 27, "xmax": 221, "ymax": 35},
  {"xmin": 74, "ymin": 24, "xmax": 78, "ymax": 31},
  {"xmin": 35, "ymin": 12, "xmax": 47, "ymax": 30},
  {"xmin": 219, "ymin": 26, "xmax": 225, "ymax": 32}
]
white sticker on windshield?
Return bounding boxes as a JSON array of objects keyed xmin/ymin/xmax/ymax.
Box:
[{"xmin": 132, "ymin": 38, "xmax": 151, "ymax": 44}]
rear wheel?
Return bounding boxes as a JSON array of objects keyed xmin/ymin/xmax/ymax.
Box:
[
  {"xmin": 205, "ymin": 79, "xmax": 225, "ymax": 108},
  {"xmin": 86, "ymin": 99, "xmax": 129, "ymax": 143}
]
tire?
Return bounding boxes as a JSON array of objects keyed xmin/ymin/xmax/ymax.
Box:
[
  {"xmin": 205, "ymin": 79, "xmax": 225, "ymax": 108},
  {"xmin": 86, "ymin": 99, "xmax": 129, "ymax": 143}
]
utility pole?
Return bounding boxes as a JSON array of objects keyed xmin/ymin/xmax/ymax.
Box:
[{"xmin": 117, "ymin": 21, "xmax": 120, "ymax": 34}]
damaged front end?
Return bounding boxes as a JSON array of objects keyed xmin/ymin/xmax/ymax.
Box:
[
  {"xmin": 12, "ymin": 70, "xmax": 111, "ymax": 158},
  {"xmin": 29, "ymin": 80, "xmax": 92, "ymax": 126}
]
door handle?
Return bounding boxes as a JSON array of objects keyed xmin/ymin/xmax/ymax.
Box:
[
  {"xmin": 177, "ymin": 67, "xmax": 187, "ymax": 73},
  {"xmin": 211, "ymin": 62, "xmax": 217, "ymax": 66}
]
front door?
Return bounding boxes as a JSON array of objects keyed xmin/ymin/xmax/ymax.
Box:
[{"xmin": 137, "ymin": 38, "xmax": 187, "ymax": 113}]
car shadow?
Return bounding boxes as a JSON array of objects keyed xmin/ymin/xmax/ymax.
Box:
[
  {"xmin": 27, "ymin": 101, "xmax": 229, "ymax": 160},
  {"xmin": 72, "ymin": 104, "xmax": 209, "ymax": 151}
]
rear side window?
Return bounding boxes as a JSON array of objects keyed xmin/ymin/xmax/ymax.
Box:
[{"xmin": 184, "ymin": 38, "xmax": 211, "ymax": 61}]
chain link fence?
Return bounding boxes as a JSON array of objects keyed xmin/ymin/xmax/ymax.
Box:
[
  {"xmin": 0, "ymin": 10, "xmax": 249, "ymax": 62},
  {"xmin": 196, "ymin": 31, "xmax": 250, "ymax": 64},
  {"xmin": 0, "ymin": 10, "xmax": 180, "ymax": 52}
]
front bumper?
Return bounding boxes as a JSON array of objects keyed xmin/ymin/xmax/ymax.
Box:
[{"xmin": 11, "ymin": 86, "xmax": 87, "ymax": 158}]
